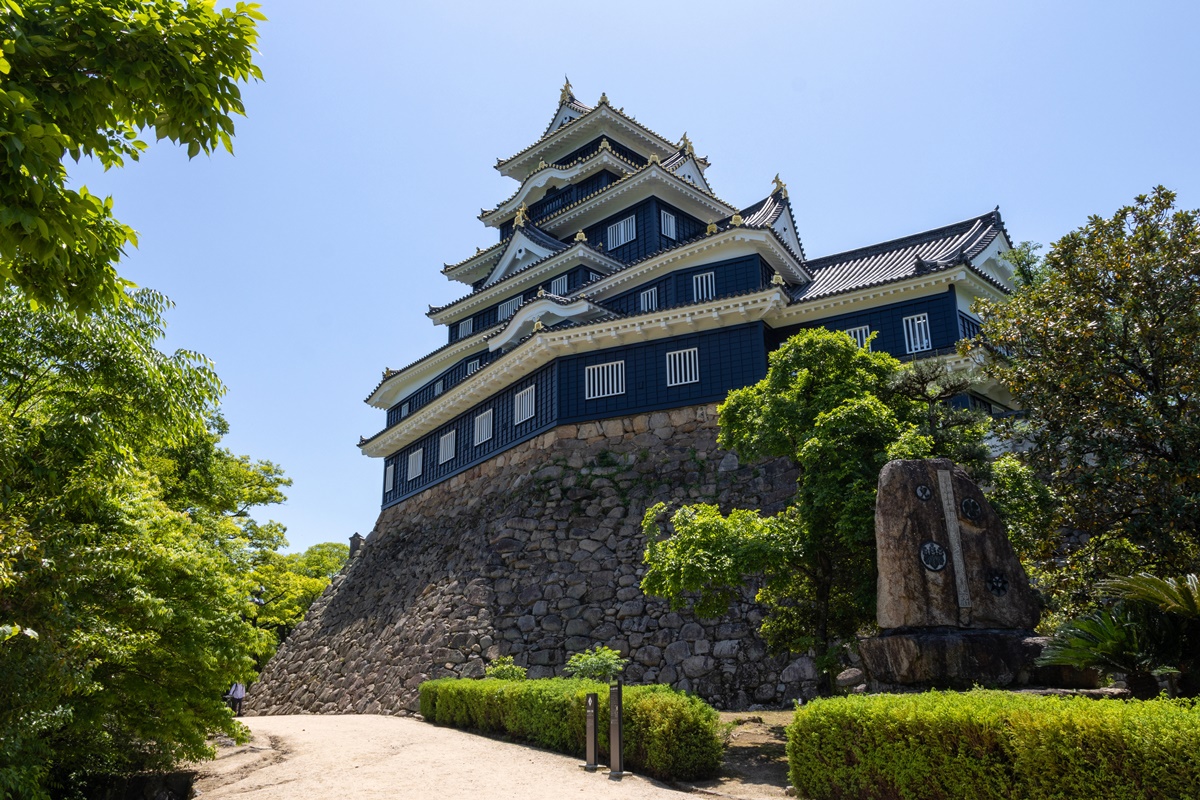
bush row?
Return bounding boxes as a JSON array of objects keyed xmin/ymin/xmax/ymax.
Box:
[
  {"xmin": 786, "ymin": 690, "xmax": 1200, "ymax": 800},
  {"xmin": 418, "ymin": 678, "xmax": 723, "ymax": 781}
]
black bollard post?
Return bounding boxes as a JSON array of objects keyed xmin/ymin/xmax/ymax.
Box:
[
  {"xmin": 582, "ymin": 692, "xmax": 599, "ymax": 771},
  {"xmin": 608, "ymin": 680, "xmax": 627, "ymax": 777}
]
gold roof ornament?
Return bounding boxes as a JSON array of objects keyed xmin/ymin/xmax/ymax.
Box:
[
  {"xmin": 648, "ymin": 153, "xmax": 660, "ymax": 165},
  {"xmin": 537, "ymin": 286, "xmax": 546, "ymax": 297},
  {"xmin": 560, "ymin": 76, "xmax": 573, "ymax": 104},
  {"xmin": 680, "ymin": 132, "xmax": 694, "ymax": 155},
  {"xmin": 574, "ymin": 230, "xmax": 587, "ymax": 243},
  {"xmin": 731, "ymin": 213, "xmax": 744, "ymax": 227},
  {"xmin": 772, "ymin": 173, "xmax": 789, "ymax": 199},
  {"xmin": 598, "ymin": 92, "xmax": 609, "ymax": 105},
  {"xmin": 706, "ymin": 222, "xmax": 718, "ymax": 235},
  {"xmin": 537, "ymin": 160, "xmax": 547, "ymax": 170},
  {"xmin": 771, "ymin": 272, "xmax": 786, "ymax": 286},
  {"xmin": 599, "ymin": 137, "xmax": 611, "ymax": 151},
  {"xmin": 533, "ymin": 319, "xmax": 545, "ymax": 332},
  {"xmin": 513, "ymin": 203, "xmax": 529, "ymax": 228}
]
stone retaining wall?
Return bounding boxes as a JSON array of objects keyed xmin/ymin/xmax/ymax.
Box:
[{"xmin": 248, "ymin": 404, "xmax": 817, "ymax": 714}]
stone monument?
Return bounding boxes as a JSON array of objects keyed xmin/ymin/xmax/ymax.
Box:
[{"xmin": 859, "ymin": 458, "xmax": 1081, "ymax": 690}]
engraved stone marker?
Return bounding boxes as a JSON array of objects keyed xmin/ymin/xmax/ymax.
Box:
[{"xmin": 874, "ymin": 458, "xmax": 1039, "ymax": 631}]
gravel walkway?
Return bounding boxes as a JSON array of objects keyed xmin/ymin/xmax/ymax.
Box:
[{"xmin": 193, "ymin": 715, "xmax": 691, "ymax": 799}]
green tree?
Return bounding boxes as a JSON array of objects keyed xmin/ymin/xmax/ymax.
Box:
[
  {"xmin": 641, "ymin": 329, "xmax": 989, "ymax": 684},
  {"xmin": 969, "ymin": 187, "xmax": 1200, "ymax": 612},
  {"xmin": 248, "ymin": 542, "xmax": 349, "ymax": 653},
  {"xmin": 0, "ymin": 288, "xmax": 281, "ymax": 797},
  {"xmin": 0, "ymin": 0, "xmax": 264, "ymax": 313}
]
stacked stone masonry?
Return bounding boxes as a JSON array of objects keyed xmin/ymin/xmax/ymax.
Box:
[{"xmin": 248, "ymin": 404, "xmax": 819, "ymax": 714}]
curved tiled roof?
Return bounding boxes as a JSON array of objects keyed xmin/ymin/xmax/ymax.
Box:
[
  {"xmin": 793, "ymin": 210, "xmax": 1010, "ymax": 301},
  {"xmin": 479, "ymin": 146, "xmax": 643, "ymax": 222}
]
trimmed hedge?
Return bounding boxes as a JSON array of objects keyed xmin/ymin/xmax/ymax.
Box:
[
  {"xmin": 418, "ymin": 678, "xmax": 723, "ymax": 781},
  {"xmin": 786, "ymin": 690, "xmax": 1200, "ymax": 800}
]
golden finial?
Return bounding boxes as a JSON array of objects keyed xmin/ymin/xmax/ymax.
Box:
[
  {"xmin": 537, "ymin": 286, "xmax": 546, "ymax": 298},
  {"xmin": 771, "ymin": 272, "xmax": 786, "ymax": 286},
  {"xmin": 574, "ymin": 230, "xmax": 587, "ymax": 243},
  {"xmin": 560, "ymin": 76, "xmax": 573, "ymax": 104},
  {"xmin": 476, "ymin": 247, "xmax": 481, "ymax": 253},
  {"xmin": 731, "ymin": 213, "xmax": 744, "ymax": 227},
  {"xmin": 648, "ymin": 153, "xmax": 660, "ymax": 165},
  {"xmin": 598, "ymin": 92, "xmax": 609, "ymax": 105},
  {"xmin": 772, "ymin": 173, "xmax": 788, "ymax": 199},
  {"xmin": 681, "ymin": 132, "xmax": 694, "ymax": 155},
  {"xmin": 538, "ymin": 160, "xmax": 547, "ymax": 170},
  {"xmin": 533, "ymin": 319, "xmax": 545, "ymax": 332},
  {"xmin": 599, "ymin": 137, "xmax": 611, "ymax": 151},
  {"xmin": 706, "ymin": 222, "xmax": 718, "ymax": 235},
  {"xmin": 513, "ymin": 203, "xmax": 529, "ymax": 228}
]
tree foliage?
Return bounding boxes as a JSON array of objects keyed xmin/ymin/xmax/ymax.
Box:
[
  {"xmin": 0, "ymin": 0, "xmax": 265, "ymax": 312},
  {"xmin": 641, "ymin": 329, "xmax": 989, "ymax": 681},
  {"xmin": 969, "ymin": 187, "xmax": 1200, "ymax": 610},
  {"xmin": 0, "ymin": 288, "xmax": 296, "ymax": 797}
]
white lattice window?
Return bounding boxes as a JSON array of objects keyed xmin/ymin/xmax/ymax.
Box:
[
  {"xmin": 400, "ymin": 401, "xmax": 409, "ymax": 418},
  {"xmin": 666, "ymin": 347, "xmax": 700, "ymax": 387},
  {"xmin": 550, "ymin": 274, "xmax": 568, "ymax": 295},
  {"xmin": 458, "ymin": 318, "xmax": 473, "ymax": 338},
  {"xmin": 514, "ymin": 385, "xmax": 536, "ymax": 424},
  {"xmin": 466, "ymin": 359, "xmax": 481, "ymax": 375},
  {"xmin": 434, "ymin": 379, "xmax": 444, "ymax": 396},
  {"xmin": 384, "ymin": 463, "xmax": 394, "ymax": 489},
  {"xmin": 661, "ymin": 210, "xmax": 676, "ymax": 239},
  {"xmin": 607, "ymin": 215, "xmax": 636, "ymax": 248},
  {"xmin": 845, "ymin": 325, "xmax": 872, "ymax": 349},
  {"xmin": 693, "ymin": 271, "xmax": 715, "ymax": 302},
  {"xmin": 407, "ymin": 448, "xmax": 423, "ymax": 481},
  {"xmin": 903, "ymin": 314, "xmax": 932, "ymax": 354},
  {"xmin": 474, "ymin": 409, "xmax": 493, "ymax": 445},
  {"xmin": 639, "ymin": 286, "xmax": 658, "ymax": 312},
  {"xmin": 438, "ymin": 429, "xmax": 456, "ymax": 464},
  {"xmin": 585, "ymin": 361, "xmax": 626, "ymax": 400},
  {"xmin": 499, "ymin": 296, "xmax": 522, "ymax": 320}
]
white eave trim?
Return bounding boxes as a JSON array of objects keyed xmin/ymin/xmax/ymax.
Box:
[
  {"xmin": 359, "ymin": 288, "xmax": 786, "ymax": 458},
  {"xmin": 487, "ymin": 297, "xmax": 604, "ymax": 352},
  {"xmin": 497, "ymin": 105, "xmax": 678, "ymax": 180},
  {"xmin": 481, "ymin": 150, "xmax": 640, "ymax": 227},
  {"xmin": 429, "ymin": 245, "xmax": 624, "ymax": 325},
  {"xmin": 538, "ymin": 164, "xmax": 737, "ymax": 235},
  {"xmin": 365, "ymin": 329, "xmax": 496, "ymax": 410}
]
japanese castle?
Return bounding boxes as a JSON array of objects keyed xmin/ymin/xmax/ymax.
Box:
[{"xmin": 361, "ymin": 81, "xmax": 1015, "ymax": 507}]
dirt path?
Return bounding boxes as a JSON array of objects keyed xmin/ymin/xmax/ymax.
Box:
[{"xmin": 193, "ymin": 713, "xmax": 794, "ymax": 800}]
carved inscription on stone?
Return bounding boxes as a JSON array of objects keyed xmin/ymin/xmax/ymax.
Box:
[{"xmin": 874, "ymin": 458, "xmax": 1040, "ymax": 631}]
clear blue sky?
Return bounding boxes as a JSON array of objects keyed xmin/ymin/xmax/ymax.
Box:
[{"xmin": 72, "ymin": 1, "xmax": 1200, "ymax": 552}]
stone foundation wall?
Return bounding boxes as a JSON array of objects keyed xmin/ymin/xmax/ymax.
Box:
[{"xmin": 248, "ymin": 404, "xmax": 817, "ymax": 714}]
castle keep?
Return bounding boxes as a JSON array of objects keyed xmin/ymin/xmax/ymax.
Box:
[{"xmin": 249, "ymin": 83, "xmax": 1016, "ymax": 714}]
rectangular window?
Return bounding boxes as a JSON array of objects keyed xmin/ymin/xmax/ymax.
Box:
[
  {"xmin": 514, "ymin": 385, "xmax": 536, "ymax": 424},
  {"xmin": 407, "ymin": 448, "xmax": 423, "ymax": 481},
  {"xmin": 438, "ymin": 429, "xmax": 456, "ymax": 464},
  {"xmin": 693, "ymin": 271, "xmax": 716, "ymax": 302},
  {"xmin": 550, "ymin": 274, "xmax": 569, "ymax": 295},
  {"xmin": 661, "ymin": 210, "xmax": 676, "ymax": 239},
  {"xmin": 639, "ymin": 286, "xmax": 658, "ymax": 312},
  {"xmin": 499, "ymin": 296, "xmax": 522, "ymax": 320},
  {"xmin": 466, "ymin": 359, "xmax": 481, "ymax": 375},
  {"xmin": 666, "ymin": 347, "xmax": 700, "ymax": 387},
  {"xmin": 845, "ymin": 325, "xmax": 872, "ymax": 349},
  {"xmin": 607, "ymin": 215, "xmax": 636, "ymax": 248},
  {"xmin": 384, "ymin": 463, "xmax": 394, "ymax": 489},
  {"xmin": 903, "ymin": 313, "xmax": 932, "ymax": 354},
  {"xmin": 585, "ymin": 360, "xmax": 626, "ymax": 400},
  {"xmin": 474, "ymin": 408, "xmax": 493, "ymax": 446},
  {"xmin": 434, "ymin": 379, "xmax": 444, "ymax": 396},
  {"xmin": 458, "ymin": 318, "xmax": 473, "ymax": 339},
  {"xmin": 400, "ymin": 401, "xmax": 409, "ymax": 418}
]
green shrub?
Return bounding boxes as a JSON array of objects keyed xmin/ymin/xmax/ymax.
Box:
[
  {"xmin": 418, "ymin": 678, "xmax": 722, "ymax": 781},
  {"xmin": 483, "ymin": 655, "xmax": 527, "ymax": 681},
  {"xmin": 563, "ymin": 645, "xmax": 628, "ymax": 682},
  {"xmin": 786, "ymin": 690, "xmax": 1200, "ymax": 800}
]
